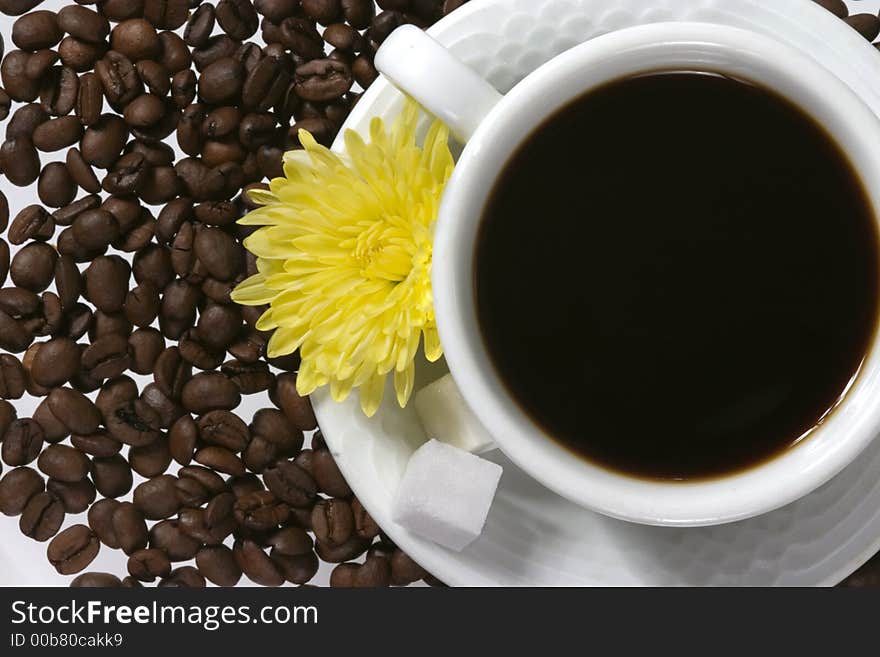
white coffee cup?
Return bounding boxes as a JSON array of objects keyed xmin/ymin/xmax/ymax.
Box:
[{"xmin": 375, "ymin": 22, "xmax": 880, "ymax": 527}]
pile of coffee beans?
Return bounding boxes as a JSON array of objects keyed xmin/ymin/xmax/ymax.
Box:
[{"xmin": 0, "ymin": 0, "xmax": 468, "ymax": 588}]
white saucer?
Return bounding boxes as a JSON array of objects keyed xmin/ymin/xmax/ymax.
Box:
[{"xmin": 316, "ymin": 0, "xmax": 880, "ymax": 586}]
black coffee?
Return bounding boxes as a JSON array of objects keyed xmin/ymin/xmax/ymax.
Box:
[{"xmin": 476, "ymin": 71, "xmax": 880, "ymax": 480}]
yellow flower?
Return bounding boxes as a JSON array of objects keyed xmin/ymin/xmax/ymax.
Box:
[{"xmin": 231, "ymin": 98, "xmax": 454, "ymax": 417}]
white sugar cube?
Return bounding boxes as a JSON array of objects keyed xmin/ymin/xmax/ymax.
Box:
[
  {"xmin": 414, "ymin": 374, "xmax": 496, "ymax": 453},
  {"xmin": 392, "ymin": 439, "xmax": 502, "ymax": 551}
]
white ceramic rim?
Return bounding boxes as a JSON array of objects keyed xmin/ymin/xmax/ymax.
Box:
[{"xmin": 433, "ymin": 22, "xmax": 880, "ymax": 526}]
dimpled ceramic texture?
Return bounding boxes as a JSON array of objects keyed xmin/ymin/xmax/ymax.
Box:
[{"xmin": 316, "ymin": 0, "xmax": 880, "ymax": 586}]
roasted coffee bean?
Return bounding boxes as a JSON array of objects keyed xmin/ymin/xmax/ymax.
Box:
[
  {"xmin": 159, "ymin": 566, "xmax": 206, "ymax": 588},
  {"xmin": 87, "ymin": 497, "xmax": 120, "ymax": 548},
  {"xmin": 88, "ymin": 310, "xmax": 132, "ymax": 340},
  {"xmin": 125, "ymin": 283, "xmax": 160, "ymax": 328},
  {"xmin": 274, "ymin": 373, "xmax": 318, "ymax": 431},
  {"xmin": 9, "ymin": 204, "xmax": 53, "ymax": 245},
  {"xmin": 137, "ymin": 164, "xmax": 180, "ymax": 205},
  {"xmin": 28, "ymin": 50, "xmax": 61, "ymax": 82},
  {"xmin": 106, "ymin": 398, "xmax": 161, "ymax": 446},
  {"xmin": 192, "ymin": 34, "xmax": 238, "ymax": 72},
  {"xmin": 153, "ymin": 346, "xmax": 191, "ymax": 399},
  {"xmin": 150, "ymin": 518, "xmax": 200, "ymax": 561},
  {"xmin": 272, "ymin": 549, "xmax": 319, "ymax": 585},
  {"xmin": 129, "ymin": 435, "xmax": 171, "ymax": 477},
  {"xmin": 37, "ymin": 444, "xmax": 90, "ymax": 483},
  {"xmin": 184, "ymin": 4, "xmax": 215, "ymax": 48},
  {"xmin": 196, "ymin": 545, "xmax": 241, "ymax": 586},
  {"xmin": 91, "ymin": 454, "xmax": 132, "ymax": 498},
  {"xmin": 72, "ymin": 209, "xmax": 119, "ymax": 251},
  {"xmin": 192, "ymin": 226, "xmax": 242, "ymax": 281},
  {"xmin": 198, "ymin": 56, "xmax": 244, "ymax": 104},
  {"xmin": 234, "ymin": 539, "xmax": 284, "ymax": 586},
  {"xmin": 33, "ymin": 398, "xmax": 70, "ymax": 442},
  {"xmin": 38, "ymin": 162, "xmax": 76, "ymax": 208},
  {"xmin": 33, "ymin": 115, "xmax": 83, "ymax": 151},
  {"xmin": 84, "ymin": 255, "xmax": 129, "ymax": 313},
  {"xmin": 174, "ymin": 472, "xmax": 210, "ymax": 508},
  {"xmin": 196, "ymin": 304, "xmax": 241, "ymax": 350},
  {"xmin": 181, "ymin": 372, "xmax": 241, "ymax": 413},
  {"xmin": 238, "ymin": 112, "xmax": 276, "ymax": 150},
  {"xmin": 312, "ymin": 498, "xmax": 354, "ymax": 546},
  {"xmin": 58, "ymin": 5, "xmax": 110, "ymax": 43},
  {"xmin": 234, "ymin": 490, "xmax": 289, "ymax": 531},
  {"xmin": 0, "ymin": 353, "xmax": 25, "ymax": 399},
  {"xmin": 242, "ymin": 435, "xmax": 280, "ymax": 474},
  {"xmin": 127, "ymin": 139, "xmax": 175, "ymax": 166},
  {"xmin": 71, "ymin": 430, "xmax": 122, "ymax": 458},
  {"xmin": 40, "ymin": 65, "xmax": 79, "ymax": 116},
  {"xmin": 0, "ymin": 287, "xmax": 39, "ymax": 317},
  {"xmin": 80, "ymin": 114, "xmax": 129, "ymax": 168},
  {"xmin": 123, "ymin": 93, "xmax": 165, "ymax": 128},
  {"xmin": 156, "ymin": 30, "xmax": 191, "ymax": 73},
  {"xmin": 330, "ymin": 552, "xmax": 391, "ymax": 587},
  {"xmin": 241, "ymin": 54, "xmax": 289, "ymax": 111},
  {"xmin": 0, "ymin": 309, "xmax": 31, "ymax": 352},
  {"xmin": 315, "ymin": 535, "xmax": 370, "ymax": 563},
  {"xmin": 389, "ymin": 549, "xmax": 427, "ymax": 585},
  {"xmin": 71, "ymin": 572, "xmax": 122, "ymax": 587},
  {"xmin": 216, "ymin": 0, "xmax": 259, "ymax": 40},
  {"xmin": 12, "ymin": 11, "xmax": 62, "ymax": 51},
  {"xmin": 95, "ymin": 51, "xmax": 142, "ymax": 110},
  {"xmin": 143, "ymin": 0, "xmax": 189, "ymax": 30},
  {"xmin": 179, "ymin": 505, "xmax": 234, "ymax": 544},
  {"xmin": 341, "ymin": 0, "xmax": 374, "ymax": 28},
  {"xmin": 75, "ymin": 71, "xmax": 102, "ymax": 126},
  {"xmin": 254, "ymin": 0, "xmax": 298, "ymax": 21},
  {"xmin": 0, "ymin": 240, "xmax": 9, "ymax": 288},
  {"xmin": 277, "ymin": 17, "xmax": 324, "ymax": 59},
  {"xmin": 0, "ymin": 0, "xmax": 45, "ymax": 16},
  {"xmin": 303, "ymin": 0, "xmax": 341, "ymax": 24},
  {"xmin": 132, "ymin": 474, "xmax": 179, "ymax": 519},
  {"xmin": 135, "ymin": 59, "xmax": 169, "ymax": 97},
  {"xmin": 0, "ymin": 466, "xmax": 43, "ymax": 516},
  {"xmin": 178, "ymin": 329, "xmax": 223, "ymax": 369},
  {"xmin": 95, "ymin": 375, "xmax": 137, "ymax": 417},
  {"xmin": 324, "ymin": 22, "xmax": 365, "ymax": 52},
  {"xmin": 46, "ymin": 479, "xmax": 97, "ymax": 514},
  {"xmin": 193, "ymin": 445, "xmax": 244, "ymax": 476},
  {"xmin": 112, "ymin": 501, "xmax": 149, "ymax": 554},
  {"xmin": 127, "ymin": 548, "xmax": 172, "ymax": 582},
  {"xmin": 29, "ymin": 337, "xmax": 78, "ymax": 387},
  {"xmin": 312, "ymin": 447, "xmax": 353, "ymax": 498},
  {"xmin": 264, "ymin": 459, "xmax": 317, "ymax": 507},
  {"xmin": 249, "ymin": 410, "xmax": 300, "ymax": 457},
  {"xmin": 47, "ymin": 524, "xmax": 100, "ymax": 575},
  {"xmin": 2, "ymin": 419, "xmax": 44, "ymax": 466},
  {"xmin": 46, "ymin": 387, "xmax": 101, "ymax": 435},
  {"xmin": 1, "ymin": 137, "xmax": 41, "ymax": 186},
  {"xmin": 58, "ymin": 37, "xmax": 107, "ymax": 73},
  {"xmin": 140, "ymin": 381, "xmax": 184, "ymax": 427},
  {"xmin": 845, "ymin": 14, "xmax": 880, "ymax": 42},
  {"xmin": 110, "ymin": 19, "xmax": 160, "ymax": 62},
  {"xmin": 195, "ymin": 409, "xmax": 248, "ymax": 451},
  {"xmin": 222, "ymin": 359, "xmax": 272, "ymax": 394},
  {"xmin": 66, "ymin": 148, "xmax": 101, "ymax": 194},
  {"xmin": 160, "ymin": 279, "xmax": 200, "ymax": 338},
  {"xmin": 102, "ymin": 152, "xmax": 148, "ymax": 194},
  {"xmin": 2, "ymin": 50, "xmax": 39, "ymax": 101},
  {"xmin": 169, "ymin": 414, "xmax": 197, "ymax": 466},
  {"xmin": 170, "ymin": 68, "xmax": 196, "ymax": 108},
  {"xmin": 53, "ymin": 195, "xmax": 100, "ymax": 229},
  {"xmin": 82, "ymin": 335, "xmax": 131, "ymax": 380},
  {"xmin": 19, "ymin": 491, "xmax": 64, "ymax": 541},
  {"xmin": 10, "ymin": 242, "xmax": 56, "ymax": 292},
  {"xmin": 100, "ymin": 0, "xmax": 146, "ymax": 21},
  {"xmin": 351, "ymin": 54, "xmax": 377, "ymax": 88},
  {"xmin": 294, "ymin": 58, "xmax": 353, "ymax": 102}
]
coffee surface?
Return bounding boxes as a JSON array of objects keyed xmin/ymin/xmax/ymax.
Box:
[{"xmin": 476, "ymin": 72, "xmax": 880, "ymax": 480}]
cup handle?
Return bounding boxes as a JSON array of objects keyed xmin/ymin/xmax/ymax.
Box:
[{"xmin": 375, "ymin": 25, "xmax": 503, "ymax": 142}]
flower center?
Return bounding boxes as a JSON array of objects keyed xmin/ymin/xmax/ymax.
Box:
[{"xmin": 354, "ymin": 217, "xmax": 416, "ymax": 283}]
